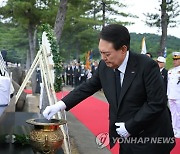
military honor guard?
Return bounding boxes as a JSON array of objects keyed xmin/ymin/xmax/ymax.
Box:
[{"xmin": 167, "ymin": 52, "xmax": 180, "ymax": 138}]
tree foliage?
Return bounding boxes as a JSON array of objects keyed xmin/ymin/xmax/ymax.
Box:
[
  {"xmin": 87, "ymin": 0, "xmax": 136, "ymax": 27},
  {"xmin": 58, "ymin": 0, "xmax": 136, "ymax": 61},
  {"xmin": 1, "ymin": 22, "xmax": 180, "ymax": 65},
  {"xmin": 1, "ymin": 0, "xmax": 179, "ymax": 68},
  {"xmin": 0, "ymin": 22, "xmax": 28, "ymax": 64},
  {"xmin": 145, "ymin": 0, "xmax": 180, "ymax": 28},
  {"xmin": 0, "ymin": 0, "xmax": 61, "ymax": 93},
  {"xmin": 144, "ymin": 0, "xmax": 180, "ymax": 55}
]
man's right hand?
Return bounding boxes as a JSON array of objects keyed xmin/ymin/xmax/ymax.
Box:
[{"xmin": 43, "ymin": 101, "xmax": 66, "ymax": 120}]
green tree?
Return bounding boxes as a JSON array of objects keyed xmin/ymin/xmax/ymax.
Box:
[
  {"xmin": 58, "ymin": 0, "xmax": 100, "ymax": 61},
  {"xmin": 144, "ymin": 0, "xmax": 180, "ymax": 56},
  {"xmin": 0, "ymin": 0, "xmax": 59, "ymax": 93},
  {"xmin": 0, "ymin": 22, "xmax": 28, "ymax": 64},
  {"xmin": 0, "ymin": 0, "xmax": 60, "ymax": 63},
  {"xmin": 90, "ymin": 0, "xmax": 137, "ymax": 27},
  {"xmin": 166, "ymin": 52, "xmax": 173, "ymax": 69},
  {"xmin": 59, "ymin": 0, "xmax": 137, "ymax": 61}
]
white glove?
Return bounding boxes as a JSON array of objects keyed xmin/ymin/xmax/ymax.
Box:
[
  {"xmin": 43, "ymin": 100, "xmax": 66, "ymax": 120},
  {"xmin": 115, "ymin": 122, "xmax": 130, "ymax": 138}
]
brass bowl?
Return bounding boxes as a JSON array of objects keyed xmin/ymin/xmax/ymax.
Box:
[{"xmin": 26, "ymin": 118, "xmax": 67, "ymax": 154}]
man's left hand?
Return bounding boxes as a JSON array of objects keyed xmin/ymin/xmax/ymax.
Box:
[{"xmin": 115, "ymin": 122, "xmax": 130, "ymax": 138}]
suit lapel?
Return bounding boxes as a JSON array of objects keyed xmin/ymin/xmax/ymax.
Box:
[{"xmin": 118, "ymin": 52, "xmax": 137, "ymax": 108}]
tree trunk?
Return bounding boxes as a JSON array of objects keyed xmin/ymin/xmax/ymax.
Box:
[
  {"xmin": 159, "ymin": 0, "xmax": 168, "ymax": 56},
  {"xmin": 102, "ymin": 0, "xmax": 106, "ymax": 28},
  {"xmin": 54, "ymin": 0, "xmax": 68, "ymax": 43},
  {"xmin": 28, "ymin": 24, "xmax": 37, "ymax": 94},
  {"xmin": 93, "ymin": 1, "xmax": 96, "ymax": 29},
  {"xmin": 26, "ymin": 49, "xmax": 31, "ymax": 70},
  {"xmin": 28, "ymin": 25, "xmax": 36, "ymax": 64}
]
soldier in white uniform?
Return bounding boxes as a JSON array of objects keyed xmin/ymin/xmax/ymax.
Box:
[{"xmin": 167, "ymin": 52, "xmax": 180, "ymax": 138}]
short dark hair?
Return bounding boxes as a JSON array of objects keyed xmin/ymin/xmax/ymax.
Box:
[
  {"xmin": 99, "ymin": 24, "xmax": 130, "ymax": 50},
  {"xmin": 146, "ymin": 52, "xmax": 153, "ymax": 58}
]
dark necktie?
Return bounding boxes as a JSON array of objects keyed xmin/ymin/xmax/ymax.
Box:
[{"xmin": 115, "ymin": 69, "xmax": 121, "ymax": 102}]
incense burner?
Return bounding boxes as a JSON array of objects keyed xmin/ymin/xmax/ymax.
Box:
[{"xmin": 26, "ymin": 118, "xmax": 66, "ymax": 154}]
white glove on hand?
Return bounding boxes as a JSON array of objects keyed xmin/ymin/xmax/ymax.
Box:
[
  {"xmin": 115, "ymin": 122, "xmax": 130, "ymax": 138},
  {"xmin": 43, "ymin": 100, "xmax": 66, "ymax": 120}
]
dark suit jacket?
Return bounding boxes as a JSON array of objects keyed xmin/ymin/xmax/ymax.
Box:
[
  {"xmin": 91, "ymin": 65, "xmax": 98, "ymax": 75},
  {"xmin": 62, "ymin": 51, "xmax": 175, "ymax": 153},
  {"xmin": 161, "ymin": 67, "xmax": 168, "ymax": 92},
  {"xmin": 65, "ymin": 67, "xmax": 73, "ymax": 76}
]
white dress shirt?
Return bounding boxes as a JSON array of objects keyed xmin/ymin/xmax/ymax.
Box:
[{"xmin": 116, "ymin": 50, "xmax": 129, "ymax": 86}]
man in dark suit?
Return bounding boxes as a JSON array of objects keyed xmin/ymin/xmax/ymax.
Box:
[
  {"xmin": 156, "ymin": 56, "xmax": 168, "ymax": 92},
  {"xmin": 43, "ymin": 24, "xmax": 175, "ymax": 154},
  {"xmin": 91, "ymin": 61, "xmax": 98, "ymax": 75},
  {"xmin": 65, "ymin": 64, "xmax": 73, "ymax": 85}
]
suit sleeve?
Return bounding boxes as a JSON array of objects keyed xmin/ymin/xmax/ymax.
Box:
[{"xmin": 125, "ymin": 60, "xmax": 167, "ymax": 135}]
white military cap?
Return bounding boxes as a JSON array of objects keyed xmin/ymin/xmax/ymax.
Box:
[
  {"xmin": 172, "ymin": 52, "xmax": 180, "ymax": 60},
  {"xmin": 156, "ymin": 56, "xmax": 166, "ymax": 63}
]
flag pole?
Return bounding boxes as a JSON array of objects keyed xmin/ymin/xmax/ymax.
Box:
[{"xmin": 141, "ymin": 37, "xmax": 147, "ymax": 54}]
